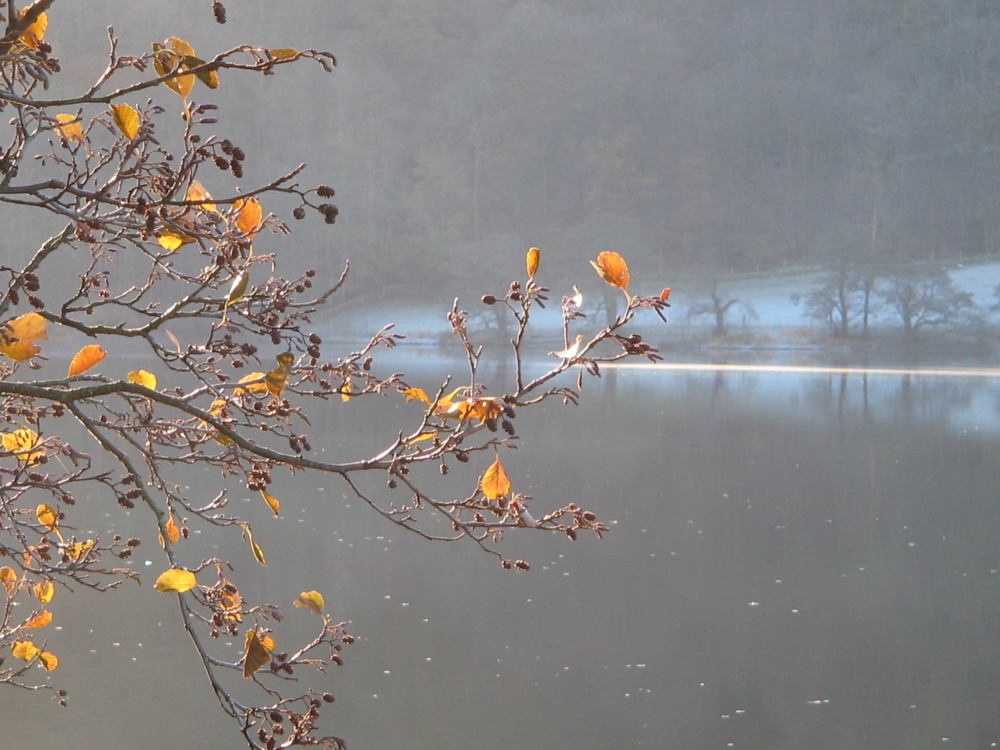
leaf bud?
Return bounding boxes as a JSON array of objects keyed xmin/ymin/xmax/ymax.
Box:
[{"xmin": 481, "ymin": 294, "xmax": 497, "ymax": 305}]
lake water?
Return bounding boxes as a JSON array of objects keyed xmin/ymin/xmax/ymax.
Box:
[{"xmin": 7, "ymin": 356, "xmax": 1000, "ymax": 749}]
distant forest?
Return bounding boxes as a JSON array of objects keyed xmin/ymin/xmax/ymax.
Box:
[{"xmin": 10, "ymin": 1, "xmax": 1000, "ymax": 301}]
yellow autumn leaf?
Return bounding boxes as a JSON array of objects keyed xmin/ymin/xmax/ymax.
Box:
[
  {"xmin": 526, "ymin": 246, "xmax": 540, "ymax": 279},
  {"xmin": 68, "ymin": 343, "xmax": 106, "ymax": 376},
  {"xmin": 203, "ymin": 398, "xmax": 236, "ymax": 445},
  {"xmin": 63, "ymin": 539, "xmax": 94, "ymax": 561},
  {"xmin": 185, "ymin": 179, "xmax": 219, "ymax": 214},
  {"xmin": 0, "ymin": 311, "xmax": 47, "ymax": 361},
  {"xmin": 127, "ymin": 369, "xmax": 158, "ymax": 390},
  {"xmin": 11, "ymin": 640, "xmax": 39, "ymax": 662},
  {"xmin": 260, "ymin": 489, "xmax": 280, "ymax": 517},
  {"xmin": 233, "ymin": 196, "xmax": 263, "ymax": 238},
  {"xmin": 35, "ymin": 503, "xmax": 58, "ymax": 531},
  {"xmin": 38, "ymin": 651, "xmax": 58, "ymax": 671},
  {"xmin": 33, "ymin": 579, "xmax": 55, "ymax": 605},
  {"xmin": 590, "ymin": 250, "xmax": 630, "ymax": 297},
  {"xmin": 264, "ymin": 352, "xmax": 294, "ymax": 398},
  {"xmin": 269, "ymin": 47, "xmax": 300, "ymax": 59},
  {"xmin": 401, "ymin": 386, "xmax": 430, "ymax": 404},
  {"xmin": 221, "ymin": 269, "xmax": 250, "ymax": 324},
  {"xmin": 242, "ymin": 524, "xmax": 266, "ymax": 566},
  {"xmin": 340, "ymin": 379, "xmax": 352, "ymax": 402},
  {"xmin": 156, "ymin": 228, "xmax": 194, "ymax": 251},
  {"xmin": 236, "ymin": 372, "xmax": 268, "ymax": 396},
  {"xmin": 293, "ymin": 590, "xmax": 325, "ymax": 614},
  {"xmin": 110, "ymin": 103, "xmax": 140, "ymax": 140},
  {"xmin": 17, "ymin": 8, "xmax": 46, "ymax": 49},
  {"xmin": 54, "ymin": 113, "xmax": 85, "ymax": 144},
  {"xmin": 482, "ymin": 456, "xmax": 512, "ymax": 500},
  {"xmin": 24, "ymin": 609, "xmax": 53, "ymax": 629},
  {"xmin": 3, "ymin": 427, "xmax": 44, "ymax": 466},
  {"xmin": 0, "ymin": 566, "xmax": 17, "ymax": 592},
  {"xmin": 152, "ymin": 38, "xmax": 197, "ymax": 99},
  {"xmin": 182, "ymin": 54, "xmax": 220, "ymax": 89},
  {"xmin": 154, "ymin": 568, "xmax": 198, "ymax": 593},
  {"xmin": 242, "ymin": 628, "xmax": 275, "ymax": 679}
]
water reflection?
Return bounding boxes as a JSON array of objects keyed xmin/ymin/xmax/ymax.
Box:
[{"xmin": 7, "ymin": 359, "xmax": 1000, "ymax": 749}]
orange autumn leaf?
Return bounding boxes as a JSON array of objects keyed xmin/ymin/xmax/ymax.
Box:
[
  {"xmin": 11, "ymin": 640, "xmax": 39, "ymax": 661},
  {"xmin": 24, "ymin": 609, "xmax": 53, "ymax": 629},
  {"xmin": 186, "ymin": 179, "xmax": 219, "ymax": 215},
  {"xmin": 38, "ymin": 650, "xmax": 58, "ymax": 671},
  {"xmin": 158, "ymin": 511, "xmax": 181, "ymax": 548},
  {"xmin": 482, "ymin": 456, "xmax": 512, "ymax": 500},
  {"xmin": 217, "ymin": 579, "xmax": 244, "ymax": 623},
  {"xmin": 243, "ymin": 628, "xmax": 275, "ymax": 679},
  {"xmin": 233, "ymin": 196, "xmax": 263, "ymax": 238},
  {"xmin": 0, "ymin": 311, "xmax": 47, "ymax": 361},
  {"xmin": 0, "ymin": 566, "xmax": 17, "ymax": 592},
  {"xmin": 294, "ymin": 590, "xmax": 325, "ymax": 614},
  {"xmin": 33, "ymin": 579, "xmax": 55, "ymax": 605},
  {"xmin": 17, "ymin": 7, "xmax": 47, "ymax": 49},
  {"xmin": 3, "ymin": 427, "xmax": 45, "ymax": 466},
  {"xmin": 590, "ymin": 250, "xmax": 630, "ymax": 295},
  {"xmin": 110, "ymin": 103, "xmax": 140, "ymax": 140},
  {"xmin": 526, "ymin": 246, "xmax": 540, "ymax": 280},
  {"xmin": 54, "ymin": 113, "xmax": 85, "ymax": 144},
  {"xmin": 127, "ymin": 369, "xmax": 158, "ymax": 390},
  {"xmin": 446, "ymin": 397, "xmax": 503, "ymax": 423},
  {"xmin": 68, "ymin": 344, "xmax": 106, "ymax": 376},
  {"xmin": 154, "ymin": 568, "xmax": 198, "ymax": 593}
]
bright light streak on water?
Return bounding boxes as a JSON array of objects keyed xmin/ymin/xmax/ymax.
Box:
[{"xmin": 605, "ymin": 362, "xmax": 1000, "ymax": 378}]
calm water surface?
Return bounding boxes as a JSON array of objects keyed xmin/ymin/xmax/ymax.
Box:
[{"xmin": 7, "ymin": 357, "xmax": 1000, "ymax": 749}]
